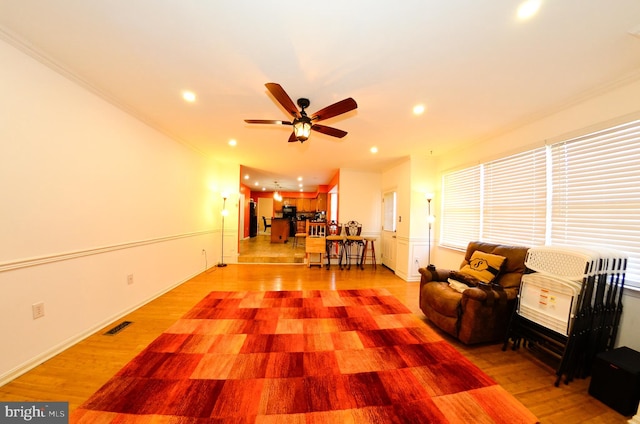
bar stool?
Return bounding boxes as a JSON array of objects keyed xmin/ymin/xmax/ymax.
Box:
[
  {"xmin": 325, "ymin": 221, "xmax": 344, "ymax": 269},
  {"xmin": 292, "ymin": 219, "xmax": 306, "ymax": 248},
  {"xmin": 361, "ymin": 237, "xmax": 377, "ymax": 269},
  {"xmin": 344, "ymin": 220, "xmax": 365, "ymax": 270}
]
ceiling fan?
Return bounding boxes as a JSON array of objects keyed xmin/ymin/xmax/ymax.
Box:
[{"xmin": 245, "ymin": 82, "xmax": 358, "ymax": 143}]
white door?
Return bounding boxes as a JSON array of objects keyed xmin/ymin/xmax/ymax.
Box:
[{"xmin": 381, "ymin": 191, "xmax": 397, "ymax": 270}]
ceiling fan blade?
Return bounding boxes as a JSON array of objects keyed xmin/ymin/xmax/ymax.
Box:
[
  {"xmin": 244, "ymin": 119, "xmax": 292, "ymax": 125},
  {"xmin": 311, "ymin": 124, "xmax": 348, "ymax": 138},
  {"xmin": 311, "ymin": 98, "xmax": 357, "ymax": 121},
  {"xmin": 265, "ymin": 83, "xmax": 300, "ymax": 118},
  {"xmin": 287, "ymin": 132, "xmax": 298, "ymax": 143}
]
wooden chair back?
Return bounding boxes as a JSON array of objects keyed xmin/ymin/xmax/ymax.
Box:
[
  {"xmin": 345, "ymin": 220, "xmax": 362, "ymax": 237},
  {"xmin": 307, "ymin": 221, "xmax": 326, "ymax": 237},
  {"xmin": 327, "ymin": 221, "xmax": 343, "ymax": 236},
  {"xmin": 295, "ymin": 219, "xmax": 307, "ymax": 234}
]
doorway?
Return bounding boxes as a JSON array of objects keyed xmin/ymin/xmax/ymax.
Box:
[
  {"xmin": 257, "ymin": 197, "xmax": 273, "ymax": 234},
  {"xmin": 238, "ymin": 196, "xmax": 305, "ymax": 263}
]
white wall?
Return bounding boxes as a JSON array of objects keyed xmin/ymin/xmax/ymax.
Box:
[
  {"xmin": 406, "ymin": 156, "xmax": 437, "ymax": 280},
  {"xmin": 337, "ymin": 169, "xmax": 382, "ymax": 267},
  {"xmin": 430, "ymin": 75, "xmax": 640, "ymax": 351},
  {"xmin": 338, "ymin": 169, "xmax": 382, "ymax": 238},
  {"xmin": 380, "ymin": 156, "xmax": 438, "ymax": 281},
  {"xmin": 409, "ymin": 155, "xmax": 437, "ymax": 238},
  {"xmin": 438, "ymin": 76, "xmax": 640, "ymax": 173},
  {"xmin": 0, "ymin": 38, "xmax": 226, "ymax": 383},
  {"xmin": 209, "ymin": 162, "xmax": 242, "ymax": 265}
]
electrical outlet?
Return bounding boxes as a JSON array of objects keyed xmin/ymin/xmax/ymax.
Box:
[
  {"xmin": 127, "ymin": 274, "xmax": 134, "ymax": 285},
  {"xmin": 32, "ymin": 302, "xmax": 45, "ymax": 319}
]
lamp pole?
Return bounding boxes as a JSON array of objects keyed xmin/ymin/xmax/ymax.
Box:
[{"xmin": 218, "ymin": 196, "xmax": 228, "ymax": 267}]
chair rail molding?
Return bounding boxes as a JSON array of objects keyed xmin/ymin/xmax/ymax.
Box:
[{"xmin": 0, "ymin": 230, "xmax": 214, "ymax": 273}]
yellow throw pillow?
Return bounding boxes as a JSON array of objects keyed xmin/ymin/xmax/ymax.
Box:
[{"xmin": 459, "ymin": 251, "xmax": 506, "ymax": 283}]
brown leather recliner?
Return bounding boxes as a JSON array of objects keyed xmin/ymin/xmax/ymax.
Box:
[{"xmin": 419, "ymin": 241, "xmax": 529, "ymax": 344}]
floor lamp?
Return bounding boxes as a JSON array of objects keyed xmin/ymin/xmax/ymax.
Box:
[
  {"xmin": 426, "ymin": 194, "xmax": 436, "ymax": 271},
  {"xmin": 217, "ymin": 195, "xmax": 228, "ymax": 267}
]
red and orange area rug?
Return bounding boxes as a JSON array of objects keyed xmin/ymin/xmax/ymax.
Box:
[{"xmin": 72, "ymin": 289, "xmax": 538, "ymax": 423}]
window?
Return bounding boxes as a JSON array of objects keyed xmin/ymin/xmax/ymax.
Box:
[
  {"xmin": 483, "ymin": 148, "xmax": 547, "ymax": 247},
  {"xmin": 550, "ymin": 120, "xmax": 640, "ymax": 286},
  {"xmin": 383, "ymin": 191, "xmax": 396, "ymax": 232},
  {"xmin": 329, "ymin": 191, "xmax": 338, "ymax": 223},
  {"xmin": 441, "ymin": 119, "xmax": 640, "ymax": 288},
  {"xmin": 440, "ymin": 166, "xmax": 481, "ymax": 249}
]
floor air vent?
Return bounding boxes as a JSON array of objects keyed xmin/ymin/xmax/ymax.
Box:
[{"xmin": 104, "ymin": 321, "xmax": 133, "ymax": 335}]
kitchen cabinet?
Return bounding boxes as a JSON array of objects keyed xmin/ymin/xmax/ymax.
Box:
[
  {"xmin": 316, "ymin": 193, "xmax": 327, "ymax": 211},
  {"xmin": 278, "ymin": 193, "xmax": 327, "ymax": 213},
  {"xmin": 271, "ymin": 218, "xmax": 290, "ymax": 243}
]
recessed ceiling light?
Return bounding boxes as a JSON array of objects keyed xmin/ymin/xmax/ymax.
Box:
[
  {"xmin": 370, "ymin": 146, "xmax": 378, "ymax": 154},
  {"xmin": 228, "ymin": 139, "xmax": 237, "ymax": 146},
  {"xmin": 244, "ymin": 174, "xmax": 249, "ymax": 180},
  {"xmin": 517, "ymin": 0, "xmax": 541, "ymax": 20},
  {"xmin": 413, "ymin": 104, "xmax": 425, "ymax": 115},
  {"xmin": 182, "ymin": 91, "xmax": 196, "ymax": 102},
  {"xmin": 297, "ymin": 176, "xmax": 303, "ymax": 181},
  {"xmin": 254, "ymin": 182, "xmax": 259, "ymax": 186}
]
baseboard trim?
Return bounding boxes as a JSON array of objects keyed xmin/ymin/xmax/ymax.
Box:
[{"xmin": 0, "ymin": 267, "xmax": 209, "ymax": 387}]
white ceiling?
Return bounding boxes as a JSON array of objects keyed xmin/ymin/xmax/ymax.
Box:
[{"xmin": 1, "ymin": 1, "xmax": 639, "ymax": 192}]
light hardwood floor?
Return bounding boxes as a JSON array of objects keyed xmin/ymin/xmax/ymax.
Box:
[
  {"xmin": 238, "ymin": 233, "xmax": 306, "ymax": 263},
  {"xmin": 0, "ymin": 264, "xmax": 630, "ymax": 423}
]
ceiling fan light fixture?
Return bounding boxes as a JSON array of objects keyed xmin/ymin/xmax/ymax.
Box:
[
  {"xmin": 245, "ymin": 83, "xmax": 357, "ymax": 144},
  {"xmin": 293, "ymin": 117, "xmax": 312, "ymax": 142}
]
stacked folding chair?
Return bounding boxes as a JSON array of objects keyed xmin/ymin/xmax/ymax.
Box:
[{"xmin": 503, "ymin": 246, "xmax": 627, "ymax": 386}]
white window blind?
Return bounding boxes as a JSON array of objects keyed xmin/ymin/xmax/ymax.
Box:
[
  {"xmin": 550, "ymin": 120, "xmax": 640, "ymax": 286},
  {"xmin": 483, "ymin": 147, "xmax": 547, "ymax": 247},
  {"xmin": 439, "ymin": 118, "xmax": 640, "ymax": 288},
  {"xmin": 440, "ymin": 166, "xmax": 481, "ymax": 249}
]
